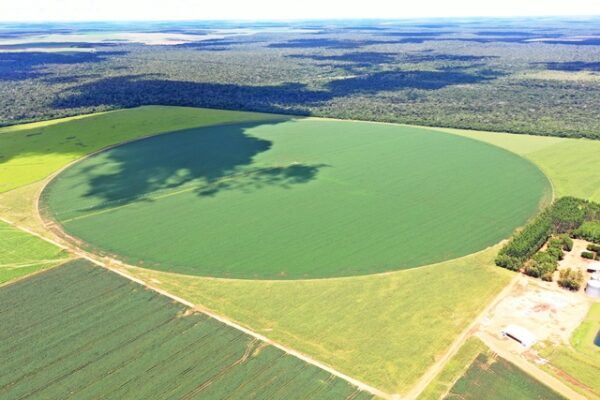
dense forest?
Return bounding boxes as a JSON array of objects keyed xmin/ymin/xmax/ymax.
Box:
[{"xmin": 1, "ymin": 18, "xmax": 600, "ymax": 138}]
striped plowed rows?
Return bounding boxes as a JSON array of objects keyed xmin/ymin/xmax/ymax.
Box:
[{"xmin": 0, "ymin": 260, "xmax": 373, "ymax": 400}]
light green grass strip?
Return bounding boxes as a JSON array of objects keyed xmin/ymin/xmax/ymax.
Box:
[
  {"xmin": 0, "ymin": 220, "xmax": 68, "ymax": 285},
  {"xmin": 433, "ymin": 127, "xmax": 600, "ymax": 202},
  {"xmin": 537, "ymin": 303, "xmax": 600, "ymax": 399}
]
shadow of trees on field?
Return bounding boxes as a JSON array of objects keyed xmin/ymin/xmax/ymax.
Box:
[{"xmin": 77, "ymin": 120, "xmax": 328, "ymax": 209}]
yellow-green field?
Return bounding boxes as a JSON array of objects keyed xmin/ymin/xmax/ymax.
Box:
[
  {"xmin": 126, "ymin": 247, "xmax": 511, "ymax": 393},
  {"xmin": 435, "ymin": 127, "xmax": 600, "ymax": 202},
  {"xmin": 0, "ymin": 220, "xmax": 69, "ymax": 285},
  {"xmin": 537, "ymin": 303, "xmax": 600, "ymax": 400},
  {"xmin": 1, "ymin": 106, "xmax": 599, "ymax": 396}
]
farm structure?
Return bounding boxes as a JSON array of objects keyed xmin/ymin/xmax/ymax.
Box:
[
  {"xmin": 586, "ymin": 279, "xmax": 600, "ymax": 298},
  {"xmin": 501, "ymin": 324, "xmax": 538, "ymax": 348},
  {"xmin": 586, "ymin": 261, "xmax": 600, "ymax": 273}
]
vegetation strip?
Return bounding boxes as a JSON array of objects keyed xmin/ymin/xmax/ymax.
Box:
[
  {"xmin": 0, "ymin": 219, "xmax": 69, "ymax": 285},
  {"xmin": 496, "ymin": 197, "xmax": 600, "ymax": 284},
  {"xmin": 537, "ymin": 304, "xmax": 600, "ymax": 399}
]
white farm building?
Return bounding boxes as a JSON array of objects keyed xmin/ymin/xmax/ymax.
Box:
[
  {"xmin": 501, "ymin": 324, "xmax": 537, "ymax": 348},
  {"xmin": 586, "ymin": 279, "xmax": 600, "ymax": 298},
  {"xmin": 586, "ymin": 261, "xmax": 600, "ymax": 273}
]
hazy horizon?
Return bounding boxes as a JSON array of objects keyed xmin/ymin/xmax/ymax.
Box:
[{"xmin": 2, "ymin": 0, "xmax": 600, "ymax": 23}]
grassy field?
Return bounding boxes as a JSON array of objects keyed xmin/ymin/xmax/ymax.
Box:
[
  {"xmin": 125, "ymin": 247, "xmax": 512, "ymax": 394},
  {"xmin": 0, "ymin": 220, "xmax": 69, "ymax": 285},
  {"xmin": 537, "ymin": 303, "xmax": 600, "ymax": 400},
  {"xmin": 445, "ymin": 352, "xmax": 565, "ymax": 400},
  {"xmin": 0, "ymin": 105, "xmax": 285, "ymax": 193},
  {"xmin": 0, "ymin": 260, "xmax": 373, "ymax": 400},
  {"xmin": 42, "ymin": 119, "xmax": 549, "ymax": 279},
  {"xmin": 1, "ymin": 106, "xmax": 600, "ymax": 395},
  {"xmin": 436, "ymin": 127, "xmax": 600, "ymax": 202}
]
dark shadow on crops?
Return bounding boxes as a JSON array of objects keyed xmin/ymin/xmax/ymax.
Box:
[{"xmin": 77, "ymin": 120, "xmax": 327, "ymax": 209}]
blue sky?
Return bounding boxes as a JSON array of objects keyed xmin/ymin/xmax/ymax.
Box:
[{"xmin": 1, "ymin": 0, "xmax": 600, "ymax": 22}]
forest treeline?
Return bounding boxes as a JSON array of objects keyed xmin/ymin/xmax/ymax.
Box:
[{"xmin": 1, "ymin": 21, "xmax": 600, "ymax": 139}]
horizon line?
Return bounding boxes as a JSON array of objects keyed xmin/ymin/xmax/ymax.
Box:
[{"xmin": 2, "ymin": 14, "xmax": 600, "ymax": 24}]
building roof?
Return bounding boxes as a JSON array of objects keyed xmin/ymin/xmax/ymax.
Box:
[
  {"xmin": 502, "ymin": 324, "xmax": 537, "ymax": 348},
  {"xmin": 587, "ymin": 279, "xmax": 600, "ymax": 289},
  {"xmin": 587, "ymin": 261, "xmax": 600, "ymax": 272}
]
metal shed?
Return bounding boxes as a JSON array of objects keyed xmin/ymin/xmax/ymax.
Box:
[
  {"xmin": 586, "ymin": 261, "xmax": 600, "ymax": 273},
  {"xmin": 586, "ymin": 279, "xmax": 600, "ymax": 298},
  {"xmin": 501, "ymin": 324, "xmax": 537, "ymax": 348}
]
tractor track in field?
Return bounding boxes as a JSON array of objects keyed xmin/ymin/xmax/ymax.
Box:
[{"xmin": 401, "ymin": 274, "xmax": 521, "ymax": 400}]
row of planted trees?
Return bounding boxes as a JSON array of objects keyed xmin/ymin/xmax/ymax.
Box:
[{"xmin": 495, "ymin": 197, "xmax": 600, "ymax": 289}]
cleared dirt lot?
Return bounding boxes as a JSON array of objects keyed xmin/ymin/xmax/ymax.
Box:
[{"xmin": 478, "ymin": 275, "xmax": 591, "ymax": 353}]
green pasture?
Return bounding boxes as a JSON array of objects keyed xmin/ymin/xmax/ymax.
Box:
[
  {"xmin": 445, "ymin": 352, "xmax": 565, "ymax": 400},
  {"xmin": 437, "ymin": 127, "xmax": 600, "ymax": 202},
  {"xmin": 0, "ymin": 260, "xmax": 372, "ymax": 400},
  {"xmin": 537, "ymin": 303, "xmax": 600, "ymax": 399},
  {"xmin": 0, "ymin": 220, "xmax": 68, "ymax": 285},
  {"xmin": 42, "ymin": 118, "xmax": 549, "ymax": 279}
]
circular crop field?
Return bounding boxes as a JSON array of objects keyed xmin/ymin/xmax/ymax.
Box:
[{"xmin": 42, "ymin": 119, "xmax": 551, "ymax": 279}]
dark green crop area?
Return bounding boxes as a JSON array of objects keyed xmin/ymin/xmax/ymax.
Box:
[
  {"xmin": 42, "ymin": 119, "xmax": 550, "ymax": 279},
  {"xmin": 446, "ymin": 353, "xmax": 565, "ymax": 400},
  {"xmin": 0, "ymin": 260, "xmax": 372, "ymax": 400}
]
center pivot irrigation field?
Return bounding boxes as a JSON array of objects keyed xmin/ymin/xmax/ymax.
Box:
[
  {"xmin": 0, "ymin": 260, "xmax": 372, "ymax": 400},
  {"xmin": 42, "ymin": 119, "xmax": 550, "ymax": 279}
]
